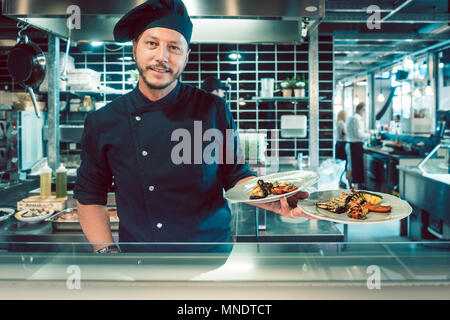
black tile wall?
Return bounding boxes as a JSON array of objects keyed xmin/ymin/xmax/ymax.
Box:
[{"xmin": 0, "ymin": 30, "xmax": 334, "ymax": 159}]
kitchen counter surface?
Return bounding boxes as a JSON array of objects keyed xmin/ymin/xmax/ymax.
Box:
[
  {"xmin": 398, "ymin": 165, "xmax": 450, "ymax": 185},
  {"xmin": 0, "ymin": 241, "xmax": 448, "ymax": 299},
  {"xmin": 364, "ymin": 146, "xmax": 423, "ymax": 160}
]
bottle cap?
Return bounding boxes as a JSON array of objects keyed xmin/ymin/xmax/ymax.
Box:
[
  {"xmin": 40, "ymin": 163, "xmax": 52, "ymax": 174},
  {"xmin": 56, "ymin": 163, "xmax": 67, "ymax": 173}
]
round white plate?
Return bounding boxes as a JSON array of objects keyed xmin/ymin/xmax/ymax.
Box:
[
  {"xmin": 14, "ymin": 209, "xmax": 55, "ymax": 224},
  {"xmin": 0, "ymin": 208, "xmax": 16, "ymax": 222},
  {"xmin": 297, "ymin": 189, "xmax": 412, "ymax": 224},
  {"xmin": 225, "ymin": 170, "xmax": 320, "ymax": 204}
]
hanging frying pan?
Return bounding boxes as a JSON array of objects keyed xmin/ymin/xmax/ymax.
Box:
[{"xmin": 7, "ymin": 34, "xmax": 46, "ymax": 118}]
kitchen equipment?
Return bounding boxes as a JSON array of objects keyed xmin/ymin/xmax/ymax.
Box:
[
  {"xmin": 280, "ymin": 115, "xmax": 307, "ymax": 138},
  {"xmin": 239, "ymin": 131, "xmax": 267, "ymax": 163},
  {"xmin": 55, "ymin": 163, "xmax": 67, "ymax": 198},
  {"xmin": 260, "ymin": 78, "xmax": 274, "ymax": 98},
  {"xmin": 418, "ymin": 137, "xmax": 450, "ymax": 175},
  {"xmin": 39, "ymin": 163, "xmax": 52, "ymax": 199},
  {"xmin": 0, "ymin": 207, "xmax": 15, "ymax": 223},
  {"xmin": 67, "ymin": 68, "xmax": 101, "ymax": 91},
  {"xmin": 14, "ymin": 208, "xmax": 55, "ymax": 224},
  {"xmin": 45, "ymin": 207, "xmax": 119, "ymax": 231},
  {"xmin": 7, "ymin": 26, "xmax": 46, "ymax": 119},
  {"xmin": 2, "ymin": 110, "xmax": 45, "ymax": 177},
  {"xmin": 17, "ymin": 194, "xmax": 67, "ymax": 211}
]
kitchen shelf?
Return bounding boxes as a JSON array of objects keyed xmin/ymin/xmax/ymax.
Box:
[
  {"xmin": 38, "ymin": 90, "xmax": 105, "ymax": 98},
  {"xmin": 251, "ymin": 96, "xmax": 326, "ymax": 102}
]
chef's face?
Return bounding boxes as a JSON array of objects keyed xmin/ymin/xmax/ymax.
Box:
[
  {"xmin": 212, "ymin": 89, "xmax": 225, "ymax": 98},
  {"xmin": 133, "ymin": 27, "xmax": 190, "ymax": 90}
]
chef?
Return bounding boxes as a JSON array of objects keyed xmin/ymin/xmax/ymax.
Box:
[
  {"xmin": 201, "ymin": 76, "xmax": 227, "ymax": 98},
  {"xmin": 73, "ymin": 0, "xmax": 314, "ymax": 254},
  {"xmin": 345, "ymin": 103, "xmax": 370, "ymax": 189}
]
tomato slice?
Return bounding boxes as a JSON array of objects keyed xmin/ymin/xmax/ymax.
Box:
[
  {"xmin": 271, "ymin": 185, "xmax": 298, "ymax": 194},
  {"xmin": 364, "ymin": 203, "xmax": 392, "ymax": 213}
]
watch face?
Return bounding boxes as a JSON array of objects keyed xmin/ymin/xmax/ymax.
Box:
[
  {"xmin": 97, "ymin": 245, "xmax": 120, "ymax": 253},
  {"xmin": 96, "ymin": 247, "xmax": 107, "ymax": 253}
]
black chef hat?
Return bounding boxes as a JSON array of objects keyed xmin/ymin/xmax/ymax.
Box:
[
  {"xmin": 114, "ymin": 0, "xmax": 193, "ymax": 45},
  {"xmin": 201, "ymin": 76, "xmax": 228, "ymax": 92}
]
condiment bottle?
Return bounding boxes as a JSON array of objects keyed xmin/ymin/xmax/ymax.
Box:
[
  {"xmin": 40, "ymin": 163, "xmax": 52, "ymax": 199},
  {"xmin": 55, "ymin": 163, "xmax": 67, "ymax": 198}
]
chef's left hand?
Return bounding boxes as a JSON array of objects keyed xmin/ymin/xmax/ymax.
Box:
[{"xmin": 248, "ymin": 191, "xmax": 322, "ymax": 220}]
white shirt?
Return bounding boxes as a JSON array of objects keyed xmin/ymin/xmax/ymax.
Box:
[
  {"xmin": 336, "ymin": 120, "xmax": 346, "ymax": 141},
  {"xmin": 346, "ymin": 113, "xmax": 369, "ymax": 143}
]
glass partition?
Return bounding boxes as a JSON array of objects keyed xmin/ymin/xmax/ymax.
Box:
[{"xmin": 0, "ymin": 241, "xmax": 448, "ymax": 284}]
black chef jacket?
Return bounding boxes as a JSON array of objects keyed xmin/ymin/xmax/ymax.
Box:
[{"xmin": 73, "ymin": 81, "xmax": 255, "ymax": 251}]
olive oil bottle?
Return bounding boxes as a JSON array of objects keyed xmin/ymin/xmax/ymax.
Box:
[
  {"xmin": 40, "ymin": 164, "xmax": 52, "ymax": 199},
  {"xmin": 55, "ymin": 163, "xmax": 67, "ymax": 198}
]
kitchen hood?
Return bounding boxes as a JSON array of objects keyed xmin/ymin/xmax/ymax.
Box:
[{"xmin": 2, "ymin": 0, "xmax": 325, "ymax": 43}]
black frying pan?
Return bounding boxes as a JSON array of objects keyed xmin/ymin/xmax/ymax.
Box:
[{"xmin": 7, "ymin": 35, "xmax": 46, "ymax": 118}]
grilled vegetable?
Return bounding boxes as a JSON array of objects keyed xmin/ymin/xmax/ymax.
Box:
[
  {"xmin": 364, "ymin": 203, "xmax": 392, "ymax": 213},
  {"xmin": 316, "ymin": 189, "xmax": 389, "ymax": 220},
  {"xmin": 345, "ymin": 191, "xmax": 383, "ymax": 206},
  {"xmin": 249, "ymin": 179, "xmax": 298, "ymax": 199},
  {"xmin": 316, "ymin": 192, "xmax": 350, "ymax": 214},
  {"xmin": 249, "ymin": 179, "xmax": 270, "ymax": 199},
  {"xmin": 271, "ymin": 183, "xmax": 298, "ymax": 195}
]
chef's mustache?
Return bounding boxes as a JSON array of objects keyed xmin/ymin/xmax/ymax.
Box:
[{"xmin": 146, "ymin": 63, "xmax": 173, "ymax": 73}]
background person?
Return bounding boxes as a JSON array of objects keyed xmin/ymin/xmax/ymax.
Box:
[
  {"xmin": 335, "ymin": 110, "xmax": 347, "ymax": 188},
  {"xmin": 345, "ymin": 103, "xmax": 370, "ymax": 189},
  {"xmin": 201, "ymin": 76, "xmax": 228, "ymax": 98}
]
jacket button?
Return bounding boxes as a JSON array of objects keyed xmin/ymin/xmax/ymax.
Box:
[
  {"xmin": 149, "ymin": 185, "xmax": 155, "ymax": 191},
  {"xmin": 135, "ymin": 116, "xmax": 141, "ymax": 121},
  {"xmin": 156, "ymin": 223, "xmax": 163, "ymax": 229},
  {"xmin": 142, "ymin": 150, "xmax": 148, "ymax": 156}
]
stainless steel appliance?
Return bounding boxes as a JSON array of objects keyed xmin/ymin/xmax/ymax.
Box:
[{"xmin": 0, "ymin": 110, "xmax": 45, "ymax": 182}]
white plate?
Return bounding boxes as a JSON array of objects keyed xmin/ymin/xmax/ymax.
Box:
[
  {"xmin": 14, "ymin": 209, "xmax": 55, "ymax": 224},
  {"xmin": 297, "ymin": 189, "xmax": 412, "ymax": 224},
  {"xmin": 225, "ymin": 170, "xmax": 320, "ymax": 204},
  {"xmin": 0, "ymin": 208, "xmax": 15, "ymax": 222}
]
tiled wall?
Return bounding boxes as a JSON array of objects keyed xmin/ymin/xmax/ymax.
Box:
[{"xmin": 0, "ymin": 30, "xmax": 334, "ymax": 159}]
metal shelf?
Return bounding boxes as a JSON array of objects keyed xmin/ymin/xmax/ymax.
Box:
[{"xmin": 251, "ymin": 96, "xmax": 327, "ymax": 102}]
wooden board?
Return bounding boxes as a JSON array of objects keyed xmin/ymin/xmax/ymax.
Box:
[{"xmin": 17, "ymin": 195, "xmax": 67, "ymax": 211}]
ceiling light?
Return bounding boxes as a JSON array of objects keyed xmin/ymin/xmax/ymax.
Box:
[
  {"xmin": 228, "ymin": 52, "xmax": 242, "ymax": 61},
  {"xmin": 118, "ymin": 57, "xmax": 133, "ymax": 62},
  {"xmin": 305, "ymin": 6, "xmax": 318, "ymax": 12},
  {"xmin": 377, "ymin": 92, "xmax": 385, "ymax": 103},
  {"xmin": 439, "ymin": 62, "xmax": 444, "ymax": 68}
]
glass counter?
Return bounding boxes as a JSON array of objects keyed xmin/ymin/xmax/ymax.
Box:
[{"xmin": 0, "ymin": 241, "xmax": 448, "ymax": 299}]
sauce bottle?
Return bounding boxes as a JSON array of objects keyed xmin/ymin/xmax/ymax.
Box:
[
  {"xmin": 55, "ymin": 163, "xmax": 67, "ymax": 198},
  {"xmin": 40, "ymin": 163, "xmax": 52, "ymax": 199}
]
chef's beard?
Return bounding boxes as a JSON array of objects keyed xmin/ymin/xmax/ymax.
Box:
[{"xmin": 136, "ymin": 61, "xmax": 182, "ymax": 90}]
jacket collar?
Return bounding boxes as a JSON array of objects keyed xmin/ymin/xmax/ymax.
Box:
[{"xmin": 130, "ymin": 80, "xmax": 181, "ymax": 116}]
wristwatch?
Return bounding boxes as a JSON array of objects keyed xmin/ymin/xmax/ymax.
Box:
[{"xmin": 96, "ymin": 244, "xmax": 121, "ymax": 254}]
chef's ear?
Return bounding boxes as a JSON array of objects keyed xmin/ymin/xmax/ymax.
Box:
[
  {"xmin": 132, "ymin": 39, "xmax": 137, "ymax": 61},
  {"xmin": 183, "ymin": 48, "xmax": 191, "ymax": 69}
]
